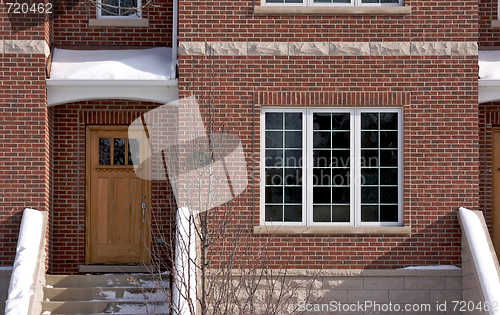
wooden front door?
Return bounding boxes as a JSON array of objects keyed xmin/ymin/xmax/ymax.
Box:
[
  {"xmin": 493, "ymin": 128, "xmax": 500, "ymax": 257},
  {"xmin": 86, "ymin": 126, "xmax": 151, "ymax": 264}
]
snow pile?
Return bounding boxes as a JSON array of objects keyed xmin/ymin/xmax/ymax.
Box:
[
  {"xmin": 50, "ymin": 47, "xmax": 173, "ymax": 80},
  {"xmin": 479, "ymin": 51, "xmax": 500, "ymax": 80},
  {"xmin": 459, "ymin": 207, "xmax": 500, "ymax": 313},
  {"xmin": 399, "ymin": 265, "xmax": 461, "ymax": 270},
  {"xmin": 110, "ymin": 303, "xmax": 169, "ymax": 314},
  {"xmin": 5, "ymin": 209, "xmax": 44, "ymax": 315}
]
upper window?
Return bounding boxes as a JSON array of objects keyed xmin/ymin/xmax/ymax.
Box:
[
  {"xmin": 263, "ymin": 0, "xmax": 401, "ymax": 6},
  {"xmin": 261, "ymin": 108, "xmax": 403, "ymax": 227},
  {"xmin": 97, "ymin": 0, "xmax": 142, "ymax": 19}
]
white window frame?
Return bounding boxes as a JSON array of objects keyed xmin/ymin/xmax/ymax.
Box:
[
  {"xmin": 262, "ymin": 0, "xmax": 403, "ymax": 7},
  {"xmin": 97, "ymin": 0, "xmax": 142, "ymax": 19},
  {"xmin": 260, "ymin": 107, "xmax": 403, "ymax": 227}
]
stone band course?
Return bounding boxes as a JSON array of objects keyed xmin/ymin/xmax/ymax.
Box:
[
  {"xmin": 179, "ymin": 41, "xmax": 478, "ymax": 56},
  {"xmin": 0, "ymin": 40, "xmax": 50, "ymax": 56}
]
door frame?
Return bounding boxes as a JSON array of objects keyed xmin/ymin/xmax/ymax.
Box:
[
  {"xmin": 492, "ymin": 128, "xmax": 500, "ymax": 256},
  {"xmin": 85, "ymin": 125, "xmax": 151, "ymax": 265}
]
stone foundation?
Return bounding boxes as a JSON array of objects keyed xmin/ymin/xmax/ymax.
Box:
[
  {"xmin": 211, "ymin": 268, "xmax": 463, "ymax": 315},
  {"xmin": 0, "ymin": 268, "xmax": 13, "ymax": 315}
]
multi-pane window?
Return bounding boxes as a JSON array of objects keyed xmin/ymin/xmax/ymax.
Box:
[
  {"xmin": 264, "ymin": 0, "xmax": 401, "ymax": 6},
  {"xmin": 97, "ymin": 0, "xmax": 142, "ymax": 18},
  {"xmin": 262, "ymin": 108, "xmax": 402, "ymax": 227}
]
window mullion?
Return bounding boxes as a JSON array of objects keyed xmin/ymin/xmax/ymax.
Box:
[
  {"xmin": 352, "ymin": 110, "xmax": 359, "ymax": 226},
  {"xmin": 305, "ymin": 109, "xmax": 313, "ymax": 225}
]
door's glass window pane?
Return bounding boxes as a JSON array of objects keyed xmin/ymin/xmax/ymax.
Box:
[
  {"xmin": 128, "ymin": 138, "xmax": 140, "ymax": 165},
  {"xmin": 114, "ymin": 138, "xmax": 126, "ymax": 166},
  {"xmin": 99, "ymin": 138, "xmax": 111, "ymax": 165}
]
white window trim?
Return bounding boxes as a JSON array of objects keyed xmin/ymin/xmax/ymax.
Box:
[
  {"xmin": 96, "ymin": 0, "xmax": 142, "ymax": 19},
  {"xmin": 354, "ymin": 108, "xmax": 403, "ymax": 227},
  {"xmin": 262, "ymin": 0, "xmax": 403, "ymax": 7},
  {"xmin": 261, "ymin": 108, "xmax": 308, "ymax": 226},
  {"xmin": 260, "ymin": 107, "xmax": 403, "ymax": 227}
]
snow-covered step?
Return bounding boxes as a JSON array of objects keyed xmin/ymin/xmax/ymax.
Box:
[
  {"xmin": 42, "ymin": 274, "xmax": 171, "ymax": 315},
  {"xmin": 44, "ymin": 287, "xmax": 168, "ymax": 302},
  {"xmin": 46, "ymin": 274, "xmax": 169, "ymax": 288},
  {"xmin": 41, "ymin": 301, "xmax": 170, "ymax": 314}
]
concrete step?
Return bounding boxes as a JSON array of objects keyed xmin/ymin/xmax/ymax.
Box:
[
  {"xmin": 44, "ymin": 287, "xmax": 169, "ymax": 302},
  {"xmin": 46, "ymin": 274, "xmax": 169, "ymax": 288},
  {"xmin": 42, "ymin": 274, "xmax": 171, "ymax": 315},
  {"xmin": 41, "ymin": 301, "xmax": 170, "ymax": 314}
]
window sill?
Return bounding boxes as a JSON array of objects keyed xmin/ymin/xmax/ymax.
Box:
[
  {"xmin": 253, "ymin": 5, "xmax": 412, "ymax": 15},
  {"xmin": 88, "ymin": 18, "xmax": 149, "ymax": 28},
  {"xmin": 492, "ymin": 20, "xmax": 500, "ymax": 28},
  {"xmin": 254, "ymin": 225, "xmax": 411, "ymax": 235}
]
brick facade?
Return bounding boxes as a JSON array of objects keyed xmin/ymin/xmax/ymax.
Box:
[
  {"xmin": 49, "ymin": 101, "xmax": 174, "ymax": 274},
  {"xmin": 0, "ymin": 0, "xmax": 489, "ymax": 274},
  {"xmin": 52, "ymin": 0, "xmax": 173, "ymax": 46},
  {"xmin": 179, "ymin": 54, "xmax": 478, "ymax": 269},
  {"xmin": 0, "ymin": 6, "xmax": 50, "ymax": 264}
]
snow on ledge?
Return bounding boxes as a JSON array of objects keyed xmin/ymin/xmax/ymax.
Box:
[
  {"xmin": 459, "ymin": 207, "xmax": 500, "ymax": 314},
  {"xmin": 399, "ymin": 265, "xmax": 461, "ymax": 270},
  {"xmin": 5, "ymin": 209, "xmax": 44, "ymax": 315},
  {"xmin": 49, "ymin": 47, "xmax": 173, "ymax": 80}
]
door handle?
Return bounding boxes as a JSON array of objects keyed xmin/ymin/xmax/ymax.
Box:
[{"xmin": 141, "ymin": 202, "xmax": 147, "ymax": 222}]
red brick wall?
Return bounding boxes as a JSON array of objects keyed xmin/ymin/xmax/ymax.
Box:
[
  {"xmin": 178, "ymin": 53, "xmax": 478, "ymax": 269},
  {"xmin": 0, "ymin": 5, "xmax": 48, "ymax": 40},
  {"xmin": 0, "ymin": 54, "xmax": 49, "ymax": 265},
  {"xmin": 480, "ymin": 0, "xmax": 500, "ymax": 46},
  {"xmin": 52, "ymin": 0, "xmax": 173, "ymax": 46},
  {"xmin": 50, "ymin": 101, "xmax": 174, "ymax": 274},
  {"xmin": 178, "ymin": 0, "xmax": 477, "ymax": 42}
]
